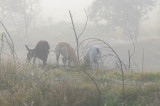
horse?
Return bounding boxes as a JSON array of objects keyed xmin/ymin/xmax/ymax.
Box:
[
  {"xmin": 84, "ymin": 45, "xmax": 101, "ymax": 70},
  {"xmin": 25, "ymin": 40, "xmax": 50, "ymax": 65},
  {"xmin": 55, "ymin": 42, "xmax": 78, "ymax": 66}
]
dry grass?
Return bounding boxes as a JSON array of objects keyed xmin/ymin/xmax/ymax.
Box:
[{"xmin": 0, "ymin": 61, "xmax": 160, "ymax": 106}]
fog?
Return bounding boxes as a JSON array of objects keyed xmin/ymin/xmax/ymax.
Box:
[{"xmin": 0, "ymin": 0, "xmax": 160, "ymax": 71}]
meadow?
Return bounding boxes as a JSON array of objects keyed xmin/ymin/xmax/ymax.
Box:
[{"xmin": 0, "ymin": 60, "xmax": 160, "ymax": 106}]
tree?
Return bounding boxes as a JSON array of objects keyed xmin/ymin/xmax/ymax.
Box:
[
  {"xmin": 0, "ymin": 0, "xmax": 40, "ymax": 36},
  {"xmin": 89, "ymin": 0, "xmax": 157, "ymax": 40}
]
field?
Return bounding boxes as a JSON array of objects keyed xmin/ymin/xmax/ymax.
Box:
[{"xmin": 0, "ymin": 61, "xmax": 160, "ymax": 106}]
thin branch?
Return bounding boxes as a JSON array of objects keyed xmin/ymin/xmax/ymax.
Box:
[
  {"xmin": 69, "ymin": 10, "xmax": 78, "ymax": 40},
  {"xmin": 3, "ymin": 33, "xmax": 15, "ymax": 60},
  {"xmin": 128, "ymin": 32, "xmax": 135, "ymax": 57},
  {"xmin": 128, "ymin": 50, "xmax": 131, "ymax": 69},
  {"xmin": 81, "ymin": 67, "xmax": 101, "ymax": 106},
  {"xmin": 124, "ymin": 31, "xmax": 136, "ymax": 70},
  {"xmin": 0, "ymin": 38, "xmax": 7, "ymax": 43},
  {"xmin": 28, "ymin": 0, "xmax": 34, "ymax": 24},
  {"xmin": 141, "ymin": 48, "xmax": 144, "ymax": 73},
  {"xmin": 67, "ymin": 65, "xmax": 101, "ymax": 106},
  {"xmin": 0, "ymin": 21, "xmax": 15, "ymax": 49},
  {"xmin": 0, "ymin": 21, "xmax": 19, "ymax": 63},
  {"xmin": 78, "ymin": 8, "xmax": 88, "ymax": 39},
  {"xmin": 69, "ymin": 10, "xmax": 79, "ymax": 60},
  {"xmin": 140, "ymin": 48, "xmax": 144, "ymax": 97},
  {"xmin": 0, "ymin": 34, "xmax": 4, "ymax": 64},
  {"xmin": 69, "ymin": 9, "xmax": 88, "ymax": 61}
]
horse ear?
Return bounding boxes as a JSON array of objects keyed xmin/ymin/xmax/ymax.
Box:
[{"xmin": 25, "ymin": 45, "xmax": 31, "ymax": 51}]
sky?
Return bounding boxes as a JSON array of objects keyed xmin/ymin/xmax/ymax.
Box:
[
  {"xmin": 40, "ymin": 0, "xmax": 94, "ymax": 23},
  {"xmin": 40, "ymin": 0, "xmax": 160, "ymax": 34}
]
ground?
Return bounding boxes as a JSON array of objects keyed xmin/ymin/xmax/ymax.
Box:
[{"xmin": 0, "ymin": 61, "xmax": 160, "ymax": 106}]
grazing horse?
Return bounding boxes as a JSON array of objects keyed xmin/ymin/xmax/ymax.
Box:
[
  {"xmin": 55, "ymin": 42, "xmax": 78, "ymax": 66},
  {"xmin": 25, "ymin": 40, "xmax": 50, "ymax": 65},
  {"xmin": 84, "ymin": 45, "xmax": 101, "ymax": 70}
]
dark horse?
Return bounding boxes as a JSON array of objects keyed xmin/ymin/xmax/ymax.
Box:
[{"xmin": 25, "ymin": 40, "xmax": 50, "ymax": 65}]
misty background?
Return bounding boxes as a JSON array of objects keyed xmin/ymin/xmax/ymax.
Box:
[{"xmin": 0, "ymin": 0, "xmax": 160, "ymax": 71}]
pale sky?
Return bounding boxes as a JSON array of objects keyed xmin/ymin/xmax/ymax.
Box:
[
  {"xmin": 40, "ymin": 0, "xmax": 94, "ymax": 23},
  {"xmin": 39, "ymin": 0, "xmax": 160, "ymax": 39}
]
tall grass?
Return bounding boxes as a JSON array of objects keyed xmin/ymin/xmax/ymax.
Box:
[{"xmin": 0, "ymin": 61, "xmax": 160, "ymax": 106}]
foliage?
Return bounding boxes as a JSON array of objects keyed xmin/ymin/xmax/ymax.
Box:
[
  {"xmin": 89, "ymin": 0, "xmax": 157, "ymax": 38},
  {"xmin": 0, "ymin": 0, "xmax": 40, "ymax": 36}
]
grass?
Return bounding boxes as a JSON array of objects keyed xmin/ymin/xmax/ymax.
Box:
[{"xmin": 0, "ymin": 61, "xmax": 160, "ymax": 106}]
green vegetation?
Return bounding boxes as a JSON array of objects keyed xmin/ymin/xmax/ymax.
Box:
[{"xmin": 0, "ymin": 61, "xmax": 160, "ymax": 106}]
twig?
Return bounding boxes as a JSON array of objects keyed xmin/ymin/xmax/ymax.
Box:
[
  {"xmin": 78, "ymin": 8, "xmax": 88, "ymax": 39},
  {"xmin": 0, "ymin": 21, "xmax": 15, "ymax": 49},
  {"xmin": 0, "ymin": 21, "xmax": 19, "ymax": 63},
  {"xmin": 0, "ymin": 34, "xmax": 4, "ymax": 64},
  {"xmin": 140, "ymin": 48, "xmax": 144, "ymax": 92},
  {"xmin": 69, "ymin": 9, "xmax": 88, "ymax": 61},
  {"xmin": 3, "ymin": 33, "xmax": 15, "ymax": 60},
  {"xmin": 124, "ymin": 31, "xmax": 136, "ymax": 70},
  {"xmin": 69, "ymin": 10, "xmax": 79, "ymax": 60}
]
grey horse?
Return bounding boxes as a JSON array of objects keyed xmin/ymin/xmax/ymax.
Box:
[{"xmin": 84, "ymin": 45, "xmax": 101, "ymax": 70}]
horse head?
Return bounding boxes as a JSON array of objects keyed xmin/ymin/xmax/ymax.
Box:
[{"xmin": 25, "ymin": 45, "xmax": 35, "ymax": 62}]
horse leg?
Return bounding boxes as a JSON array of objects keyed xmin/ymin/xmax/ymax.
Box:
[
  {"xmin": 56, "ymin": 52, "xmax": 60, "ymax": 64},
  {"xmin": 97, "ymin": 63, "xmax": 99, "ymax": 70},
  {"xmin": 97, "ymin": 57, "xmax": 101, "ymax": 70},
  {"xmin": 95, "ymin": 63, "xmax": 99, "ymax": 70},
  {"xmin": 62, "ymin": 58, "xmax": 67, "ymax": 66},
  {"xmin": 68, "ymin": 60, "xmax": 71, "ymax": 66},
  {"xmin": 43, "ymin": 60, "xmax": 47, "ymax": 66},
  {"xmin": 89, "ymin": 53, "xmax": 95, "ymax": 70},
  {"xmin": 90, "ymin": 61, "xmax": 95, "ymax": 70},
  {"xmin": 33, "ymin": 57, "xmax": 36, "ymax": 64}
]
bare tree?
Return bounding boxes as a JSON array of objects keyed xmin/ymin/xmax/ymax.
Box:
[
  {"xmin": 69, "ymin": 9, "xmax": 88, "ymax": 61},
  {"xmin": 22, "ymin": 0, "xmax": 40, "ymax": 36},
  {"xmin": 0, "ymin": 0, "xmax": 40, "ymax": 36},
  {"xmin": 126, "ymin": 32, "xmax": 136, "ymax": 70},
  {"xmin": 0, "ymin": 21, "xmax": 19, "ymax": 63}
]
